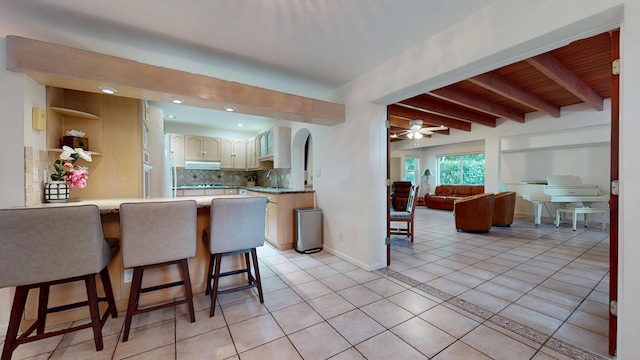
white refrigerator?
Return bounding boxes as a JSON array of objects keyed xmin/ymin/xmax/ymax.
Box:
[{"xmin": 163, "ymin": 134, "xmax": 177, "ymax": 197}]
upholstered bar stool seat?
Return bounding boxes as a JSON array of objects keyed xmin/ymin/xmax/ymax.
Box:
[
  {"xmin": 203, "ymin": 196, "xmax": 268, "ymax": 317},
  {"xmin": 0, "ymin": 205, "xmax": 118, "ymax": 360},
  {"xmin": 119, "ymin": 200, "xmax": 197, "ymax": 341}
]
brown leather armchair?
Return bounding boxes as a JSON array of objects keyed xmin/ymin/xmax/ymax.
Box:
[
  {"xmin": 453, "ymin": 193, "xmax": 495, "ymax": 233},
  {"xmin": 492, "ymin": 191, "xmax": 516, "ymax": 227},
  {"xmin": 391, "ymin": 181, "xmax": 412, "ymax": 211}
]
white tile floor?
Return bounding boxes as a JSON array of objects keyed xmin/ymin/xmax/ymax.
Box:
[{"xmin": 1, "ymin": 208, "xmax": 613, "ymax": 359}]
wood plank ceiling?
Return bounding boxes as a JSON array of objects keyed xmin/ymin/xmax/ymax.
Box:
[{"xmin": 389, "ymin": 31, "xmax": 613, "ymax": 141}]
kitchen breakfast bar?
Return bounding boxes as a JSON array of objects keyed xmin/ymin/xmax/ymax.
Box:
[{"xmin": 20, "ymin": 189, "xmax": 315, "ymax": 328}]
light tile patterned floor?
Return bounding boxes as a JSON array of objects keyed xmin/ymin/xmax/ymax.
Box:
[{"xmin": 2, "ymin": 208, "xmax": 613, "ymax": 359}]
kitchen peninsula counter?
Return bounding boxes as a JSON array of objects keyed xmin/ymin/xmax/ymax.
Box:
[
  {"xmin": 17, "ymin": 189, "xmax": 315, "ymax": 328},
  {"xmin": 30, "ymin": 187, "xmax": 315, "ymax": 213}
]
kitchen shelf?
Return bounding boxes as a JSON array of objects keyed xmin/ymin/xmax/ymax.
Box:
[
  {"xmin": 48, "ymin": 148, "xmax": 102, "ymax": 157},
  {"xmin": 50, "ymin": 106, "xmax": 101, "ymax": 120}
]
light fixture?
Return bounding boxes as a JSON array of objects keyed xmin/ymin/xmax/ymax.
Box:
[
  {"xmin": 237, "ymin": 123, "xmax": 243, "ymax": 127},
  {"xmin": 170, "ymin": 97, "xmax": 184, "ymax": 104},
  {"xmin": 422, "ymin": 169, "xmax": 431, "ymax": 177},
  {"xmin": 224, "ymin": 106, "xmax": 235, "ymax": 112},
  {"xmin": 98, "ymin": 86, "xmax": 117, "ymax": 94},
  {"xmin": 407, "ymin": 131, "xmax": 423, "ymax": 139},
  {"xmin": 165, "ymin": 114, "xmax": 176, "ymax": 119}
]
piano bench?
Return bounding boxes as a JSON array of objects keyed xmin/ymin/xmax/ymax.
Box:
[{"xmin": 555, "ymin": 207, "xmax": 609, "ymax": 231}]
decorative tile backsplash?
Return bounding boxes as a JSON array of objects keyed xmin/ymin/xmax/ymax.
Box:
[
  {"xmin": 24, "ymin": 147, "xmax": 50, "ymax": 205},
  {"xmin": 177, "ymin": 168, "xmax": 291, "ymax": 188}
]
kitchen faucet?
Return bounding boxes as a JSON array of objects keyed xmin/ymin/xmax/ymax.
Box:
[{"xmin": 266, "ymin": 168, "xmax": 280, "ymax": 188}]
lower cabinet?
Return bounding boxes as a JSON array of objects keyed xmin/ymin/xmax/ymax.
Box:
[
  {"xmin": 262, "ymin": 192, "xmax": 315, "ymax": 250},
  {"xmin": 176, "ymin": 189, "xmax": 314, "ymax": 250}
]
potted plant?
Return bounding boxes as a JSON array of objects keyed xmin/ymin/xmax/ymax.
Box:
[{"xmin": 45, "ymin": 146, "xmax": 92, "ymax": 202}]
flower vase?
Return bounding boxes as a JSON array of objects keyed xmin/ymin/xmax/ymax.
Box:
[{"xmin": 44, "ymin": 181, "xmax": 70, "ymax": 203}]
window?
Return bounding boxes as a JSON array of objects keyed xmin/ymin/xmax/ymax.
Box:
[
  {"xmin": 404, "ymin": 156, "xmax": 420, "ymax": 185},
  {"xmin": 437, "ymin": 153, "xmax": 485, "ymax": 185}
]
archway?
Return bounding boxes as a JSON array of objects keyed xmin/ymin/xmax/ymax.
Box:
[{"xmin": 291, "ymin": 128, "xmax": 312, "ymax": 190}]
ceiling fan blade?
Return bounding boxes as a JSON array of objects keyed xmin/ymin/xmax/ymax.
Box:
[
  {"xmin": 423, "ymin": 126, "xmax": 448, "ymax": 131},
  {"xmin": 418, "ymin": 129, "xmax": 434, "ymax": 135}
]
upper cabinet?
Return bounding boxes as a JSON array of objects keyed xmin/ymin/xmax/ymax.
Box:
[
  {"xmin": 258, "ymin": 126, "xmax": 291, "ymax": 168},
  {"xmin": 221, "ymin": 138, "xmax": 247, "ymax": 170},
  {"xmin": 170, "ymin": 133, "xmax": 185, "ymax": 167},
  {"xmin": 185, "ymin": 135, "xmax": 221, "ymax": 162}
]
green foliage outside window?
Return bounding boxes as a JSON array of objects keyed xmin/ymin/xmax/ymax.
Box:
[
  {"xmin": 438, "ymin": 153, "xmax": 485, "ymax": 185},
  {"xmin": 404, "ymin": 157, "xmax": 417, "ymax": 184}
]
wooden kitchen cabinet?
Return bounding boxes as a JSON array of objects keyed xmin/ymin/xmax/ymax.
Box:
[
  {"xmin": 263, "ymin": 192, "xmax": 315, "ymax": 250},
  {"xmin": 170, "ymin": 133, "xmax": 185, "ymax": 167},
  {"xmin": 185, "ymin": 135, "xmax": 221, "ymax": 161},
  {"xmin": 220, "ymin": 138, "xmax": 246, "ymax": 169},
  {"xmin": 258, "ymin": 126, "xmax": 291, "ymax": 168}
]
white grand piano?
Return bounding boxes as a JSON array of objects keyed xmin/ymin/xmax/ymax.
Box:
[{"xmin": 519, "ymin": 175, "xmax": 609, "ymax": 226}]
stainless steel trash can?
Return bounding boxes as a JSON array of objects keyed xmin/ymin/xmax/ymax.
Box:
[{"xmin": 295, "ymin": 208, "xmax": 322, "ymax": 254}]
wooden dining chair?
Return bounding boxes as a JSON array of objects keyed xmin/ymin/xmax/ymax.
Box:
[{"xmin": 390, "ymin": 185, "xmax": 419, "ymax": 242}]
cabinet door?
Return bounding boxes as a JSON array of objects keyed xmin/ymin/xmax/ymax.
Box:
[
  {"xmin": 259, "ymin": 132, "xmax": 267, "ymax": 158},
  {"xmin": 203, "ymin": 137, "xmax": 221, "ymax": 161},
  {"xmin": 185, "ymin": 135, "xmax": 204, "ymax": 160},
  {"xmin": 170, "ymin": 134, "xmax": 185, "ymax": 167},
  {"xmin": 220, "ymin": 138, "xmax": 234, "ymax": 168},
  {"xmin": 266, "ymin": 201, "xmax": 278, "ymax": 242},
  {"xmin": 266, "ymin": 130, "xmax": 274, "ymax": 156},
  {"xmin": 247, "ymin": 137, "xmax": 257, "ymax": 169},
  {"xmin": 233, "ymin": 139, "xmax": 247, "ymax": 169}
]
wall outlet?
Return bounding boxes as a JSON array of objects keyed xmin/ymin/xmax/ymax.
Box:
[
  {"xmin": 123, "ymin": 269, "xmax": 133, "ymax": 283},
  {"xmin": 339, "ymin": 233, "xmax": 343, "ymax": 242},
  {"xmin": 32, "ymin": 167, "xmax": 38, "ymax": 183}
]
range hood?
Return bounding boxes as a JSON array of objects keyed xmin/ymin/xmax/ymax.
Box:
[{"xmin": 184, "ymin": 161, "xmax": 221, "ymax": 170}]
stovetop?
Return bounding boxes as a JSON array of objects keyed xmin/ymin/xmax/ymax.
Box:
[{"xmin": 178, "ymin": 184, "xmax": 227, "ymax": 189}]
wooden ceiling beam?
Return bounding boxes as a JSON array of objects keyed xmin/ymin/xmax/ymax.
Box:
[
  {"xmin": 5, "ymin": 35, "xmax": 345, "ymax": 126},
  {"xmin": 428, "ymin": 88, "xmax": 525, "ymax": 123},
  {"xmin": 526, "ymin": 53, "xmax": 604, "ymax": 111},
  {"xmin": 399, "ymin": 94, "xmax": 497, "ymax": 127},
  {"xmin": 469, "ymin": 73, "xmax": 561, "ymax": 118},
  {"xmin": 387, "ymin": 105, "xmax": 471, "ymax": 132}
]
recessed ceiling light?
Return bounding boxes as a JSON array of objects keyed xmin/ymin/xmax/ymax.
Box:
[
  {"xmin": 237, "ymin": 123, "xmax": 243, "ymax": 127},
  {"xmin": 170, "ymin": 97, "xmax": 184, "ymax": 104},
  {"xmin": 165, "ymin": 114, "xmax": 176, "ymax": 119},
  {"xmin": 98, "ymin": 86, "xmax": 117, "ymax": 94},
  {"xmin": 224, "ymin": 106, "xmax": 235, "ymax": 112}
]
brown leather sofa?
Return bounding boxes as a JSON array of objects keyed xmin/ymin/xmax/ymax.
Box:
[
  {"xmin": 391, "ymin": 181, "xmax": 412, "ymax": 211},
  {"xmin": 454, "ymin": 193, "xmax": 495, "ymax": 233},
  {"xmin": 492, "ymin": 191, "xmax": 516, "ymax": 227},
  {"xmin": 425, "ymin": 185, "xmax": 485, "ymax": 211}
]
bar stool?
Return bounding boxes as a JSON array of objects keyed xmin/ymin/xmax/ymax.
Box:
[
  {"xmin": 0, "ymin": 205, "xmax": 118, "ymax": 360},
  {"xmin": 203, "ymin": 197, "xmax": 268, "ymax": 317},
  {"xmin": 119, "ymin": 200, "xmax": 197, "ymax": 341}
]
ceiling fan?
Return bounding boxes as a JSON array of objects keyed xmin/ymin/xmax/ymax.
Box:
[{"xmin": 395, "ymin": 119, "xmax": 448, "ymax": 139}]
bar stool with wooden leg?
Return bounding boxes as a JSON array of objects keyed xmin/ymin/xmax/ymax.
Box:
[
  {"xmin": 119, "ymin": 200, "xmax": 197, "ymax": 341},
  {"xmin": 203, "ymin": 196, "xmax": 268, "ymax": 317},
  {"xmin": 0, "ymin": 205, "xmax": 118, "ymax": 360}
]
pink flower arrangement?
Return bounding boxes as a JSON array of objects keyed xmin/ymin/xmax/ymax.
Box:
[{"xmin": 51, "ymin": 146, "xmax": 92, "ymax": 189}]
